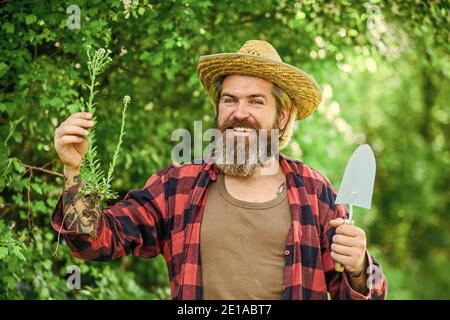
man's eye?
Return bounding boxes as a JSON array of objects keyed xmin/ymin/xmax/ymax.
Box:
[
  {"xmin": 224, "ymin": 98, "xmax": 234, "ymax": 103},
  {"xmin": 251, "ymin": 100, "xmax": 263, "ymax": 104}
]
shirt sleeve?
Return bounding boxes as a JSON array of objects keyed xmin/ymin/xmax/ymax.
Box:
[
  {"xmin": 51, "ymin": 172, "xmax": 168, "ymax": 261},
  {"xmin": 320, "ymin": 190, "xmax": 388, "ymax": 300}
]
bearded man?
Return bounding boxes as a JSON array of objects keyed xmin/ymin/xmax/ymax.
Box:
[{"xmin": 52, "ymin": 40, "xmax": 387, "ymax": 300}]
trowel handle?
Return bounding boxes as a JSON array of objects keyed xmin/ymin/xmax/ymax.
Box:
[{"xmin": 334, "ymin": 219, "xmax": 354, "ymax": 273}]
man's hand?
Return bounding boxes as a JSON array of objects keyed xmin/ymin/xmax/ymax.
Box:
[
  {"xmin": 54, "ymin": 112, "xmax": 94, "ymax": 170},
  {"xmin": 330, "ymin": 218, "xmax": 367, "ymax": 276}
]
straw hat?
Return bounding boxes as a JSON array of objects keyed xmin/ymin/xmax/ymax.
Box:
[{"xmin": 197, "ymin": 40, "xmax": 322, "ymax": 120}]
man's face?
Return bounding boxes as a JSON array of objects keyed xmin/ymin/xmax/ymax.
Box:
[
  {"xmin": 217, "ymin": 75, "xmax": 278, "ymax": 133},
  {"xmin": 215, "ymin": 75, "xmax": 289, "ymax": 177}
]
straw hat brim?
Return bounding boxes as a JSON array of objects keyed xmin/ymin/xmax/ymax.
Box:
[{"xmin": 198, "ymin": 53, "xmax": 322, "ymax": 120}]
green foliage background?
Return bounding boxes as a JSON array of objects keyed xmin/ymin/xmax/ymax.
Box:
[{"xmin": 0, "ymin": 0, "xmax": 448, "ymax": 299}]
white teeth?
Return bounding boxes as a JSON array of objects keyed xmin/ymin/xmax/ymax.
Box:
[{"xmin": 233, "ymin": 127, "xmax": 249, "ymax": 132}]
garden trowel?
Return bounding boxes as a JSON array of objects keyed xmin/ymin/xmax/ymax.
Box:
[{"xmin": 333, "ymin": 144, "xmax": 376, "ymax": 272}]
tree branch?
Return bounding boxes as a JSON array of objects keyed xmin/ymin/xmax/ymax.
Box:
[{"xmin": 22, "ymin": 163, "xmax": 64, "ymax": 177}]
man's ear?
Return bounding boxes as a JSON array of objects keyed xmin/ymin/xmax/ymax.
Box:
[{"xmin": 278, "ymin": 107, "xmax": 291, "ymax": 130}]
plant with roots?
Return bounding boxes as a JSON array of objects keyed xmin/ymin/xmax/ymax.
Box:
[{"xmin": 80, "ymin": 47, "xmax": 130, "ymax": 202}]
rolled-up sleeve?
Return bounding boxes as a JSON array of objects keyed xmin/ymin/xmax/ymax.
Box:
[{"xmin": 51, "ymin": 173, "xmax": 168, "ymax": 261}]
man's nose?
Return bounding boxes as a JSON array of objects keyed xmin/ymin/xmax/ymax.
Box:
[{"xmin": 234, "ymin": 102, "xmax": 250, "ymax": 120}]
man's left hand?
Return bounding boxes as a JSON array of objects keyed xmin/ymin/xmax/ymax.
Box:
[{"xmin": 330, "ymin": 218, "xmax": 367, "ymax": 276}]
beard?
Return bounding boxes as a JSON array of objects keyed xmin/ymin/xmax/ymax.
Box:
[{"xmin": 213, "ymin": 118, "xmax": 280, "ymax": 177}]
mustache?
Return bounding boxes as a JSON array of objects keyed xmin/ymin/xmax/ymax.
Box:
[{"xmin": 219, "ymin": 118, "xmax": 260, "ymax": 132}]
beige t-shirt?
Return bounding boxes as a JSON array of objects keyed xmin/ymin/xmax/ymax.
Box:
[{"xmin": 200, "ymin": 173, "xmax": 292, "ymax": 300}]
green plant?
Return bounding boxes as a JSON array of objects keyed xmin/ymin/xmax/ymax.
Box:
[
  {"xmin": 79, "ymin": 47, "xmax": 130, "ymax": 201},
  {"xmin": 0, "ymin": 220, "xmax": 27, "ymax": 298}
]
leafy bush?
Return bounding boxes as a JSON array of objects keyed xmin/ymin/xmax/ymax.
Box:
[{"xmin": 0, "ymin": 0, "xmax": 448, "ymax": 299}]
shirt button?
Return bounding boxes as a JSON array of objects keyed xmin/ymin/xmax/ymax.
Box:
[{"xmin": 284, "ymin": 250, "xmax": 290, "ymax": 256}]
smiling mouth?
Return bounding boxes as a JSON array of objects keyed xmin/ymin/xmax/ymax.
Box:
[
  {"xmin": 226, "ymin": 127, "xmax": 258, "ymax": 137},
  {"xmin": 233, "ymin": 127, "xmax": 251, "ymax": 133},
  {"xmin": 224, "ymin": 125, "xmax": 257, "ymax": 132}
]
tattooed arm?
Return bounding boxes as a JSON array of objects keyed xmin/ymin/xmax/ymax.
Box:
[
  {"xmin": 62, "ymin": 166, "xmax": 100, "ymax": 237},
  {"xmin": 54, "ymin": 111, "xmax": 100, "ymax": 236}
]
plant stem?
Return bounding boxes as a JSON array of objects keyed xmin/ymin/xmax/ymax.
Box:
[
  {"xmin": 84, "ymin": 67, "xmax": 99, "ymax": 176},
  {"xmin": 105, "ymin": 97, "xmax": 129, "ymax": 187}
]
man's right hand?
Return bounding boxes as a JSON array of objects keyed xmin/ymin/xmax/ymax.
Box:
[{"xmin": 54, "ymin": 112, "xmax": 94, "ymax": 170}]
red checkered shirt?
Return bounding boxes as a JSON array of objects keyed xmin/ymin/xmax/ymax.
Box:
[{"xmin": 52, "ymin": 155, "xmax": 387, "ymax": 299}]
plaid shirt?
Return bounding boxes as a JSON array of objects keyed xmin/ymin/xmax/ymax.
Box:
[{"xmin": 52, "ymin": 155, "xmax": 387, "ymax": 300}]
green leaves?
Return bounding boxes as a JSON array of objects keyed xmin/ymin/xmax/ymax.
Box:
[
  {"xmin": 0, "ymin": 62, "xmax": 8, "ymax": 78},
  {"xmin": 2, "ymin": 22, "xmax": 14, "ymax": 34},
  {"xmin": 0, "ymin": 221, "xmax": 26, "ymax": 262},
  {"xmin": 0, "ymin": 247, "xmax": 8, "ymax": 260},
  {"xmin": 24, "ymin": 15, "xmax": 37, "ymax": 25}
]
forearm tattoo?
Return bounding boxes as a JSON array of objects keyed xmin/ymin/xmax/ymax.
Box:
[{"xmin": 62, "ymin": 175, "xmax": 101, "ymax": 237}]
